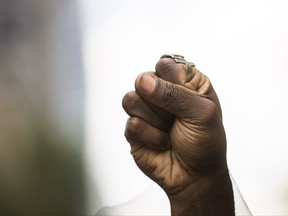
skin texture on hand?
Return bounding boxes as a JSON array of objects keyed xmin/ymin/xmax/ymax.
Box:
[{"xmin": 122, "ymin": 58, "xmax": 234, "ymax": 215}]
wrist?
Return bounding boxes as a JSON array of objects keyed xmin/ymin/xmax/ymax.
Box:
[{"xmin": 168, "ymin": 170, "xmax": 235, "ymax": 216}]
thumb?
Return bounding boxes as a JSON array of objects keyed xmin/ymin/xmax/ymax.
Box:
[
  {"xmin": 135, "ymin": 73, "xmax": 213, "ymax": 119},
  {"xmin": 155, "ymin": 57, "xmax": 222, "ymax": 118}
]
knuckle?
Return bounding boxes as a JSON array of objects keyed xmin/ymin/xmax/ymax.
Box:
[
  {"xmin": 124, "ymin": 117, "xmax": 143, "ymax": 141},
  {"xmin": 156, "ymin": 58, "xmax": 187, "ymax": 84},
  {"xmin": 198, "ymin": 99, "xmax": 220, "ymax": 124},
  {"xmin": 156, "ymin": 58, "xmax": 178, "ymax": 76},
  {"xmin": 122, "ymin": 91, "xmax": 139, "ymax": 112}
]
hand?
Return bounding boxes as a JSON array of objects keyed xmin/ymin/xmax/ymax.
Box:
[{"xmin": 122, "ymin": 57, "xmax": 234, "ymax": 215}]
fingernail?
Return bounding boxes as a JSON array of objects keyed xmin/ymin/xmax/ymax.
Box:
[{"xmin": 139, "ymin": 75, "xmax": 156, "ymax": 93}]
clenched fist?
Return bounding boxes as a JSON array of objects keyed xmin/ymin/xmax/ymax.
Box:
[{"xmin": 122, "ymin": 56, "xmax": 234, "ymax": 215}]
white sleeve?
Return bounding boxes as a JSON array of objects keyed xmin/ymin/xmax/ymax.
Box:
[
  {"xmin": 230, "ymin": 172, "xmax": 252, "ymax": 215},
  {"xmin": 96, "ymin": 173, "xmax": 252, "ymax": 216}
]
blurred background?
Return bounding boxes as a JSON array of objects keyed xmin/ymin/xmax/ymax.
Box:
[
  {"xmin": 0, "ymin": 0, "xmax": 85, "ymax": 215},
  {"xmin": 82, "ymin": 0, "xmax": 288, "ymax": 215},
  {"xmin": 1, "ymin": 0, "xmax": 288, "ymax": 215}
]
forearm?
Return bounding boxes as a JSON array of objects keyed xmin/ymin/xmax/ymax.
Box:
[{"xmin": 168, "ymin": 171, "xmax": 235, "ymax": 216}]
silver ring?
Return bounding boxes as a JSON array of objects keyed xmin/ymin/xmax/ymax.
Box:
[{"xmin": 160, "ymin": 54, "xmax": 195, "ymax": 79}]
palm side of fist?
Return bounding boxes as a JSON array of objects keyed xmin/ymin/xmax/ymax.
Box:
[{"xmin": 122, "ymin": 57, "xmax": 228, "ymax": 200}]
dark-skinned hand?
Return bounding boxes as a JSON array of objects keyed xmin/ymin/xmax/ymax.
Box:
[{"xmin": 122, "ymin": 57, "xmax": 234, "ymax": 215}]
